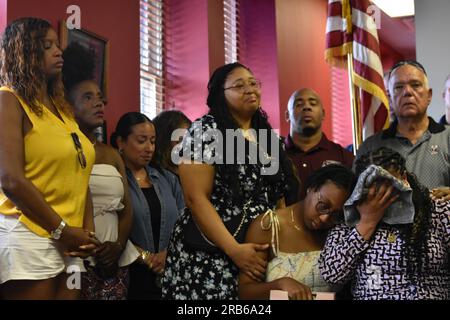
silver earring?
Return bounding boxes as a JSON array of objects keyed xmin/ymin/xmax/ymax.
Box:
[{"xmin": 119, "ymin": 148, "xmax": 123, "ymax": 154}]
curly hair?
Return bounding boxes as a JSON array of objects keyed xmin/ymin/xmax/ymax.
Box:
[
  {"xmin": 0, "ymin": 17, "xmax": 68, "ymax": 115},
  {"xmin": 206, "ymin": 63, "xmax": 296, "ymax": 204},
  {"xmin": 152, "ymin": 110, "xmax": 192, "ymax": 172},
  {"xmin": 355, "ymin": 147, "xmax": 432, "ymax": 275},
  {"xmin": 62, "ymin": 41, "xmax": 97, "ymax": 96}
]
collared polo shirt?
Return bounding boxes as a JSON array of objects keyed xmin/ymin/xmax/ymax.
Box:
[
  {"xmin": 356, "ymin": 117, "xmax": 450, "ymax": 189},
  {"xmin": 285, "ymin": 134, "xmax": 354, "ymax": 199},
  {"xmin": 439, "ymin": 115, "xmax": 449, "ymax": 125}
]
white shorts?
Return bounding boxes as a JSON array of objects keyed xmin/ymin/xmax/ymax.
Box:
[{"xmin": 0, "ymin": 214, "xmax": 85, "ymax": 284}]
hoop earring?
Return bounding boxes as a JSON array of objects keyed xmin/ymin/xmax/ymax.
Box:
[{"xmin": 119, "ymin": 148, "xmax": 123, "ymax": 154}]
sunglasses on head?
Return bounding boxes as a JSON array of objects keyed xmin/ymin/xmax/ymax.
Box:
[
  {"xmin": 71, "ymin": 133, "xmax": 87, "ymax": 169},
  {"xmin": 389, "ymin": 60, "xmax": 427, "ymax": 79}
]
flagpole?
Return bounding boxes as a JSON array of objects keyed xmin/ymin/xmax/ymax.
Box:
[{"xmin": 347, "ymin": 52, "xmax": 361, "ymax": 154}]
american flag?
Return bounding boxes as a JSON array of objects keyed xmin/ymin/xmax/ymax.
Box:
[{"xmin": 325, "ymin": 0, "xmax": 389, "ymax": 141}]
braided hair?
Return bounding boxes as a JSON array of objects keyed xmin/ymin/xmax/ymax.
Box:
[
  {"xmin": 304, "ymin": 164, "xmax": 356, "ymax": 194},
  {"xmin": 354, "ymin": 147, "xmax": 432, "ymax": 275}
]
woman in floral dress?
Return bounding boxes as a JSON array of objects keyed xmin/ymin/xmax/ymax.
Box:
[{"xmin": 161, "ymin": 63, "xmax": 293, "ymax": 300}]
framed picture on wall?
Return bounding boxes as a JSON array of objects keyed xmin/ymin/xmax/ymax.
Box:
[{"xmin": 60, "ymin": 21, "xmax": 110, "ymax": 100}]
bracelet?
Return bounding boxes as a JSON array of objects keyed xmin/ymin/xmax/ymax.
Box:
[
  {"xmin": 140, "ymin": 250, "xmax": 150, "ymax": 262},
  {"xmin": 50, "ymin": 220, "xmax": 66, "ymax": 240}
]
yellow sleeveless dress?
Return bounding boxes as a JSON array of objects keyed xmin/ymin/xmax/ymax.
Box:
[{"xmin": 0, "ymin": 87, "xmax": 95, "ymax": 237}]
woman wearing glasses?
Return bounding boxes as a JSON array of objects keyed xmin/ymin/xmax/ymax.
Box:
[
  {"xmin": 239, "ymin": 165, "xmax": 356, "ymax": 300},
  {"xmin": 320, "ymin": 147, "xmax": 450, "ymax": 300},
  {"xmin": 0, "ymin": 18, "xmax": 98, "ymax": 299},
  {"xmin": 161, "ymin": 63, "xmax": 295, "ymax": 300},
  {"xmin": 62, "ymin": 42, "xmax": 139, "ymax": 300}
]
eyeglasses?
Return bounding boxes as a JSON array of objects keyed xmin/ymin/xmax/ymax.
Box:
[
  {"xmin": 224, "ymin": 79, "xmax": 262, "ymax": 93},
  {"xmin": 71, "ymin": 133, "xmax": 87, "ymax": 169},
  {"xmin": 316, "ymin": 191, "xmax": 344, "ymax": 224},
  {"xmin": 389, "ymin": 60, "xmax": 427, "ymax": 78}
]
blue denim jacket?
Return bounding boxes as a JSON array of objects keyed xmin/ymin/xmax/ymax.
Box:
[{"xmin": 127, "ymin": 165, "xmax": 184, "ymax": 252}]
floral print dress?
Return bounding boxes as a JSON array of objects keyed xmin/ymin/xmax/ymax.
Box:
[{"xmin": 161, "ymin": 115, "xmax": 286, "ymax": 300}]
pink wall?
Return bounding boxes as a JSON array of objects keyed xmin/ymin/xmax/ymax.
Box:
[
  {"xmin": 164, "ymin": 0, "xmax": 210, "ymax": 122},
  {"xmin": 5, "ymin": 0, "xmax": 140, "ymax": 138},
  {"xmin": 0, "ymin": 0, "xmax": 6, "ymax": 33},
  {"xmin": 240, "ymin": 0, "xmax": 281, "ymax": 131},
  {"xmin": 275, "ymin": 0, "xmax": 333, "ymax": 138}
]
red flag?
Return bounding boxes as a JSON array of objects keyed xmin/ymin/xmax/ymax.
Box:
[{"xmin": 325, "ymin": 0, "xmax": 389, "ymax": 141}]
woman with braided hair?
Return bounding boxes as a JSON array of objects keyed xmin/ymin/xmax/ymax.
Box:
[{"xmin": 320, "ymin": 147, "xmax": 450, "ymax": 299}]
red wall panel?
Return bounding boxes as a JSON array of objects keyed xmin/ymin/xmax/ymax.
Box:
[
  {"xmin": 164, "ymin": 0, "xmax": 210, "ymax": 122},
  {"xmin": 275, "ymin": 0, "xmax": 333, "ymax": 138},
  {"xmin": 240, "ymin": 0, "xmax": 281, "ymax": 131}
]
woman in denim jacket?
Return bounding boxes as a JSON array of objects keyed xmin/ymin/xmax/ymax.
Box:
[{"xmin": 111, "ymin": 112, "xmax": 184, "ymax": 299}]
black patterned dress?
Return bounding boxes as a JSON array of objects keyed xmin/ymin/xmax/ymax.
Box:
[{"xmin": 161, "ymin": 115, "xmax": 286, "ymax": 300}]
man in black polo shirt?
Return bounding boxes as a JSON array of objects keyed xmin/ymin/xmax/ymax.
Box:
[
  {"xmin": 284, "ymin": 88, "xmax": 354, "ymax": 200},
  {"xmin": 357, "ymin": 60, "xmax": 450, "ymax": 198}
]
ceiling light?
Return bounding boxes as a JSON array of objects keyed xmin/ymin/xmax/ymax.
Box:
[{"xmin": 371, "ymin": 0, "xmax": 415, "ymax": 18}]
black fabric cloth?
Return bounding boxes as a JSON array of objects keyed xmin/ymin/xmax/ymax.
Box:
[
  {"xmin": 142, "ymin": 186, "xmax": 161, "ymax": 252},
  {"xmin": 127, "ymin": 186, "xmax": 163, "ymax": 300},
  {"xmin": 127, "ymin": 262, "xmax": 161, "ymax": 300}
]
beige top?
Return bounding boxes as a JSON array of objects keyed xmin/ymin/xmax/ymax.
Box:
[
  {"xmin": 266, "ymin": 250, "xmax": 332, "ymax": 292},
  {"xmin": 89, "ymin": 164, "xmax": 139, "ymax": 267},
  {"xmin": 260, "ymin": 209, "xmax": 333, "ymax": 292}
]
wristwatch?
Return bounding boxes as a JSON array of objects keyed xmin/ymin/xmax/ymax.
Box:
[{"xmin": 50, "ymin": 220, "xmax": 66, "ymax": 240}]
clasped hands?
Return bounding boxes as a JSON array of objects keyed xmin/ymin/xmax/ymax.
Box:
[
  {"xmin": 140, "ymin": 249, "xmax": 167, "ymax": 275},
  {"xmin": 62, "ymin": 226, "xmax": 101, "ymax": 259}
]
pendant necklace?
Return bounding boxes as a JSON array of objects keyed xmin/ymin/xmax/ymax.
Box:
[{"xmin": 387, "ymin": 231, "xmax": 397, "ymax": 243}]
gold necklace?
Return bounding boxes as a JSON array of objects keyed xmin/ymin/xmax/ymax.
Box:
[
  {"xmin": 134, "ymin": 170, "xmax": 147, "ymax": 182},
  {"xmin": 290, "ymin": 209, "xmax": 302, "ymax": 231}
]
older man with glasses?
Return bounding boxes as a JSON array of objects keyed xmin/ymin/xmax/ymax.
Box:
[{"xmin": 355, "ymin": 60, "xmax": 450, "ymax": 200}]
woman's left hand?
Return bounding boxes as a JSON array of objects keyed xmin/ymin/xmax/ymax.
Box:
[
  {"xmin": 229, "ymin": 243, "xmax": 268, "ymax": 282},
  {"xmin": 149, "ymin": 250, "xmax": 167, "ymax": 274}
]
